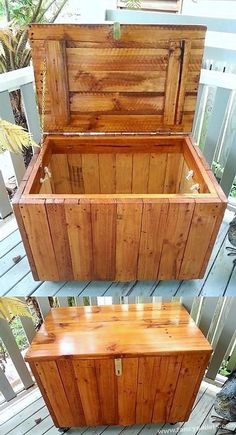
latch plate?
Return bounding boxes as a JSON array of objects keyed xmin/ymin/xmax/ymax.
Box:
[{"xmin": 115, "ymin": 358, "xmax": 122, "ymax": 376}]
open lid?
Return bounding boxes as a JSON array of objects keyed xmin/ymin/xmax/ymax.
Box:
[{"xmin": 28, "ymin": 23, "xmax": 206, "ymax": 134}]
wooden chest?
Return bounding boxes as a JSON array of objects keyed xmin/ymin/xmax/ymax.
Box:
[
  {"xmin": 25, "ymin": 302, "xmax": 212, "ymax": 429},
  {"xmin": 13, "ymin": 24, "xmax": 227, "ymax": 282}
]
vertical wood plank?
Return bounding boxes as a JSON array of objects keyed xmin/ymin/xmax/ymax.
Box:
[
  {"xmin": 136, "ymin": 356, "xmax": 161, "ymax": 423},
  {"xmin": 34, "ymin": 360, "xmax": 75, "ymax": 427},
  {"xmin": 73, "ymin": 359, "xmax": 101, "ymax": 426},
  {"xmin": 179, "ymin": 201, "xmax": 223, "ymax": 279},
  {"xmin": 152, "ymin": 355, "xmax": 183, "ymax": 422},
  {"xmin": 164, "ymin": 153, "xmax": 184, "ymax": 193},
  {"xmin": 148, "ymin": 153, "xmax": 167, "ymax": 193},
  {"xmin": 19, "ymin": 199, "xmax": 59, "ymax": 280},
  {"xmin": 99, "ymin": 154, "xmax": 116, "ymax": 193},
  {"xmin": 117, "ymin": 357, "xmax": 138, "ymax": 425},
  {"xmin": 116, "ymin": 200, "xmax": 143, "ymax": 280},
  {"xmin": 45, "ymin": 40, "xmax": 70, "ymax": 125},
  {"xmin": 90, "ymin": 200, "xmax": 116, "ymax": 280},
  {"xmin": 57, "ymin": 359, "xmax": 85, "ymax": 426},
  {"xmin": 116, "ymin": 154, "xmax": 133, "ymax": 193},
  {"xmin": 82, "ymin": 154, "xmax": 100, "ymax": 193},
  {"xmin": 176, "ymin": 40, "xmax": 192, "ymax": 124},
  {"xmin": 95, "ymin": 359, "xmax": 118, "ymax": 424},
  {"xmin": 169, "ymin": 353, "xmax": 210, "ymax": 422},
  {"xmin": 132, "ymin": 153, "xmax": 150, "ymax": 193},
  {"xmin": 46, "ymin": 199, "xmax": 74, "ymax": 280},
  {"xmin": 50, "ymin": 154, "xmax": 72, "ymax": 193},
  {"xmin": 158, "ymin": 199, "xmax": 195, "ymax": 280},
  {"xmin": 0, "ymin": 366, "xmax": 16, "ymax": 401},
  {"xmin": 65, "ymin": 199, "xmax": 93, "ymax": 280},
  {"xmin": 137, "ymin": 200, "xmax": 168, "ymax": 280},
  {"xmin": 67, "ymin": 154, "xmax": 84, "ymax": 193},
  {"xmin": 164, "ymin": 41, "xmax": 181, "ymax": 125}
]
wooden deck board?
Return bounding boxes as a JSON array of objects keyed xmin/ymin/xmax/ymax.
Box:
[
  {"xmin": 0, "ymin": 211, "xmax": 235, "ymax": 297},
  {"xmin": 0, "ymin": 381, "xmax": 226, "ymax": 435}
]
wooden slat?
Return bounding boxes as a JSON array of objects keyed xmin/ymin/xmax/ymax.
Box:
[
  {"xmin": 68, "ymin": 70, "xmax": 166, "ymax": 93},
  {"xmin": 179, "ymin": 200, "xmax": 224, "ymax": 279},
  {"xmin": 132, "ymin": 153, "xmax": 150, "ymax": 193},
  {"xmin": 95, "ymin": 359, "xmax": 118, "ymax": 424},
  {"xmin": 33, "ymin": 361, "xmax": 74, "ymax": 427},
  {"xmin": 45, "ymin": 199, "xmax": 74, "ymax": 280},
  {"xmin": 67, "ymin": 154, "xmax": 84, "ymax": 193},
  {"xmin": 148, "ymin": 153, "xmax": 167, "ymax": 193},
  {"xmin": 99, "ymin": 154, "xmax": 116, "ymax": 193},
  {"xmin": 176, "ymin": 40, "xmax": 192, "ymax": 124},
  {"xmin": 19, "ymin": 199, "xmax": 59, "ymax": 281},
  {"xmin": 0, "ymin": 366, "xmax": 16, "ymax": 402},
  {"xmin": 169, "ymin": 353, "xmax": 210, "ymax": 422},
  {"xmin": 45, "ymin": 40, "xmax": 70, "ymax": 125},
  {"xmin": 73, "ymin": 359, "xmax": 101, "ymax": 426},
  {"xmin": 64, "ymin": 199, "xmax": 93, "ymax": 280},
  {"xmin": 136, "ymin": 356, "xmax": 161, "ymax": 423},
  {"xmin": 116, "ymin": 154, "xmax": 133, "ymax": 193},
  {"xmin": 163, "ymin": 153, "xmax": 184, "ymax": 193},
  {"xmin": 153, "ymin": 355, "xmax": 182, "ymax": 422},
  {"xmin": 50, "ymin": 154, "xmax": 71, "ymax": 193},
  {"xmin": 164, "ymin": 41, "xmax": 181, "ymax": 125},
  {"xmin": 158, "ymin": 199, "xmax": 195, "ymax": 279},
  {"xmin": 57, "ymin": 359, "xmax": 85, "ymax": 426},
  {"xmin": 116, "ymin": 200, "xmax": 143, "ymax": 280},
  {"xmin": 137, "ymin": 199, "xmax": 168, "ymax": 280},
  {"xmin": 117, "ymin": 358, "xmax": 138, "ymax": 425},
  {"xmin": 90, "ymin": 200, "xmax": 116, "ymax": 280},
  {"xmin": 82, "ymin": 154, "xmax": 100, "ymax": 193}
]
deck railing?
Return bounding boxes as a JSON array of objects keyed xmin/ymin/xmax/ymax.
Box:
[{"xmin": 0, "ymin": 296, "xmax": 236, "ymax": 403}]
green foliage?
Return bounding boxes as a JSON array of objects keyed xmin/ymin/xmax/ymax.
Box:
[{"xmin": 219, "ymin": 360, "xmax": 231, "ymax": 377}]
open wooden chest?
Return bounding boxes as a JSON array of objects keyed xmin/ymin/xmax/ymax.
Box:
[
  {"xmin": 13, "ymin": 24, "xmax": 227, "ymax": 282},
  {"xmin": 25, "ymin": 302, "xmax": 212, "ymax": 428}
]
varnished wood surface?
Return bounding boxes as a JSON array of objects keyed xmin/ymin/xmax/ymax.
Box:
[
  {"xmin": 14, "ymin": 134, "xmax": 227, "ymax": 281},
  {"xmin": 28, "ymin": 24, "xmax": 206, "ymax": 133},
  {"xmin": 25, "ymin": 302, "xmax": 212, "ymax": 361}
]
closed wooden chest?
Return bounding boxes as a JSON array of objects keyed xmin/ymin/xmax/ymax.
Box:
[
  {"xmin": 25, "ymin": 302, "xmax": 212, "ymax": 429},
  {"xmin": 13, "ymin": 24, "xmax": 227, "ymax": 281}
]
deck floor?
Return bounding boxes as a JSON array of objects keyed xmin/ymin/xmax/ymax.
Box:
[
  {"xmin": 0, "ymin": 210, "xmax": 236, "ymax": 297},
  {"xmin": 1, "ymin": 380, "xmax": 232, "ymax": 435}
]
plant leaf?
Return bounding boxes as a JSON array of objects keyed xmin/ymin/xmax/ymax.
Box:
[{"xmin": 0, "ymin": 297, "xmax": 32, "ymax": 321}]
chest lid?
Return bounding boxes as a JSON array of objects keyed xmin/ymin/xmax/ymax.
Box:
[
  {"xmin": 28, "ymin": 23, "xmax": 206, "ymax": 134},
  {"xmin": 24, "ymin": 302, "xmax": 212, "ymax": 361}
]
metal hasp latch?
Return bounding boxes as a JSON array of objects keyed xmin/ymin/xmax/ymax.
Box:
[{"xmin": 115, "ymin": 358, "xmax": 122, "ymax": 376}]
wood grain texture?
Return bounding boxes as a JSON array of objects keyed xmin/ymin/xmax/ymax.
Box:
[
  {"xmin": 26, "ymin": 303, "xmax": 211, "ymax": 427},
  {"xmin": 19, "ymin": 199, "xmax": 59, "ymax": 280},
  {"xmin": 29, "ymin": 23, "xmax": 206, "ymax": 132}
]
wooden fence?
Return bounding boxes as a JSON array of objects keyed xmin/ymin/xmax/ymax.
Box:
[{"xmin": 0, "ymin": 296, "xmax": 236, "ymax": 403}]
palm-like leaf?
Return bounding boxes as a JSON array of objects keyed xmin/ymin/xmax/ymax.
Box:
[
  {"xmin": 0, "ymin": 297, "xmax": 32, "ymax": 321},
  {"xmin": 0, "ymin": 119, "xmax": 38, "ymax": 153},
  {"xmin": 124, "ymin": 0, "xmax": 141, "ymax": 8}
]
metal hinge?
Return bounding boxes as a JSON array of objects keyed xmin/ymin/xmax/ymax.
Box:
[{"xmin": 115, "ymin": 358, "xmax": 122, "ymax": 376}]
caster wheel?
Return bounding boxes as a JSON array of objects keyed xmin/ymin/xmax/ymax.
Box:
[
  {"xmin": 170, "ymin": 423, "xmax": 177, "ymax": 425},
  {"xmin": 58, "ymin": 428, "xmax": 70, "ymax": 433}
]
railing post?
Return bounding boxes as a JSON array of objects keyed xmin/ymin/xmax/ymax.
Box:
[
  {"xmin": 0, "ymin": 366, "xmax": 16, "ymax": 402},
  {"xmin": 0, "ymin": 319, "xmax": 34, "ymax": 390},
  {"xmin": 20, "ymin": 82, "xmax": 41, "ymax": 146},
  {"xmin": 0, "ymin": 91, "xmax": 25, "ymax": 185},
  {"xmin": 0, "ymin": 170, "xmax": 12, "ymax": 218}
]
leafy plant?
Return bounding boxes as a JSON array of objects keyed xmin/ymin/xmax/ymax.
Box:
[
  {"xmin": 0, "ymin": 119, "xmax": 37, "ymax": 153},
  {"xmin": 124, "ymin": 0, "xmax": 141, "ymax": 8},
  {"xmin": 0, "ymin": 297, "xmax": 32, "ymax": 321}
]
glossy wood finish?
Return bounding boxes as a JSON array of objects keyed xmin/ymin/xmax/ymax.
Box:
[
  {"xmin": 14, "ymin": 135, "xmax": 227, "ymax": 281},
  {"xmin": 28, "ymin": 24, "xmax": 206, "ymax": 133},
  {"xmin": 12, "ymin": 24, "xmax": 227, "ymax": 281},
  {"xmin": 25, "ymin": 303, "xmax": 212, "ymax": 428}
]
